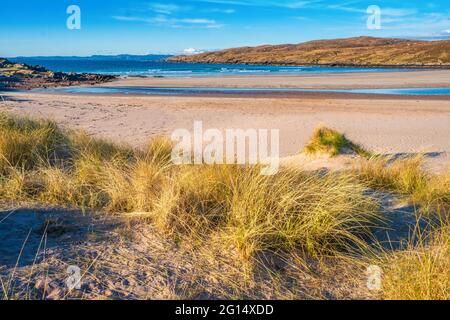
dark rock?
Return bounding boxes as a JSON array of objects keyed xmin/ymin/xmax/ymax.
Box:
[{"xmin": 0, "ymin": 58, "xmax": 117, "ymax": 90}]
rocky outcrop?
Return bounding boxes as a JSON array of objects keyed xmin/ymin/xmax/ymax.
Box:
[{"xmin": 0, "ymin": 58, "xmax": 116, "ymax": 90}]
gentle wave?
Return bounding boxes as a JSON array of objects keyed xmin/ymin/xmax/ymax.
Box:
[{"xmin": 10, "ymin": 58, "xmax": 419, "ymax": 77}]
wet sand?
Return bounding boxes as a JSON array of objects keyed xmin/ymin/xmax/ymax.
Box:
[{"xmin": 106, "ymin": 70, "xmax": 450, "ymax": 89}]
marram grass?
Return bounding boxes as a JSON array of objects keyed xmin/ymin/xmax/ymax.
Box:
[
  {"xmin": 1, "ymin": 112, "xmax": 449, "ymax": 300},
  {"xmin": 355, "ymin": 155, "xmax": 450, "ymax": 212},
  {"xmin": 379, "ymin": 221, "xmax": 450, "ymax": 300},
  {"xmin": 304, "ymin": 126, "xmax": 371, "ymax": 157},
  {"xmin": 0, "ymin": 112, "xmax": 381, "ymax": 259}
]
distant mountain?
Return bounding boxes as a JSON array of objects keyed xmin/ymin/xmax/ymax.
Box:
[
  {"xmin": 168, "ymin": 36, "xmax": 450, "ymax": 67},
  {"xmin": 11, "ymin": 54, "xmax": 172, "ymax": 61}
]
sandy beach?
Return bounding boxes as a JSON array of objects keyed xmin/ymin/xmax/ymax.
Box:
[
  {"xmin": 1, "ymin": 70, "xmax": 450, "ymax": 171},
  {"xmin": 107, "ymin": 70, "xmax": 450, "ymax": 89}
]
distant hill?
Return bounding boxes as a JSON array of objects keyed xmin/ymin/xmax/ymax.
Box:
[{"xmin": 168, "ymin": 36, "xmax": 450, "ymax": 67}]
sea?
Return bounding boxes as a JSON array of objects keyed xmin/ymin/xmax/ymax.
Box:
[{"xmin": 10, "ymin": 56, "xmax": 413, "ymax": 77}]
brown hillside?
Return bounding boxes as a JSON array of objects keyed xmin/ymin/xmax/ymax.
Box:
[{"xmin": 168, "ymin": 36, "xmax": 450, "ymax": 67}]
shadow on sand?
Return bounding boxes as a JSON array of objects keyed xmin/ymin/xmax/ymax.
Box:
[
  {"xmin": 0, "ymin": 208, "xmax": 121, "ymax": 268},
  {"xmin": 383, "ymin": 152, "xmax": 445, "ymax": 162},
  {"xmin": 0, "ymin": 93, "xmax": 33, "ymax": 103}
]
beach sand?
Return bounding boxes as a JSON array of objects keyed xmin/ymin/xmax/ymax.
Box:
[
  {"xmin": 1, "ymin": 70, "xmax": 449, "ymax": 171},
  {"xmin": 107, "ymin": 70, "xmax": 450, "ymax": 89}
]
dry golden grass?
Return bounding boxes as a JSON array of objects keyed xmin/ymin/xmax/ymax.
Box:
[
  {"xmin": 152, "ymin": 165, "xmax": 380, "ymax": 258},
  {"xmin": 0, "ymin": 113, "xmax": 381, "ymax": 260},
  {"xmin": 0, "ymin": 113, "xmax": 68, "ymax": 173},
  {"xmin": 355, "ymin": 155, "xmax": 450, "ymax": 213},
  {"xmin": 355, "ymin": 154, "xmax": 449, "ymax": 299},
  {"xmin": 356, "ymin": 155, "xmax": 427, "ymax": 194},
  {"xmin": 379, "ymin": 221, "xmax": 450, "ymax": 300},
  {"xmin": 1, "ymin": 112, "xmax": 449, "ymax": 300}
]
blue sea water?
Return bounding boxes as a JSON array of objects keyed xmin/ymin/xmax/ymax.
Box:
[{"xmin": 10, "ymin": 57, "xmax": 414, "ymax": 77}]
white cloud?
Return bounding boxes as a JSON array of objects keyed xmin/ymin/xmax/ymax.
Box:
[
  {"xmin": 190, "ymin": 0, "xmax": 320, "ymax": 9},
  {"xmin": 182, "ymin": 18, "xmax": 216, "ymax": 24},
  {"xmin": 113, "ymin": 15, "xmax": 223, "ymax": 29},
  {"xmin": 183, "ymin": 48, "xmax": 204, "ymax": 54},
  {"xmin": 148, "ymin": 3, "xmax": 183, "ymax": 15},
  {"xmin": 381, "ymin": 8, "xmax": 417, "ymax": 17},
  {"xmin": 206, "ymin": 8, "xmax": 236, "ymax": 14},
  {"xmin": 328, "ymin": 4, "xmax": 417, "ymax": 17},
  {"xmin": 284, "ymin": 1, "xmax": 314, "ymax": 9},
  {"xmin": 113, "ymin": 16, "xmax": 149, "ymax": 22}
]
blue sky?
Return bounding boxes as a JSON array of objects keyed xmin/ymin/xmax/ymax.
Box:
[{"xmin": 0, "ymin": 0, "xmax": 449, "ymax": 56}]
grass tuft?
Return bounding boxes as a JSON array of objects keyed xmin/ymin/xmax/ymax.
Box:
[
  {"xmin": 152, "ymin": 165, "xmax": 380, "ymax": 259},
  {"xmin": 0, "ymin": 113, "xmax": 68, "ymax": 173},
  {"xmin": 304, "ymin": 126, "xmax": 370, "ymax": 157},
  {"xmin": 379, "ymin": 221, "xmax": 450, "ymax": 300},
  {"xmin": 355, "ymin": 155, "xmax": 450, "ymax": 211}
]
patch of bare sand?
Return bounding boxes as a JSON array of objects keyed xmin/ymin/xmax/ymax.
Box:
[{"xmin": 281, "ymin": 153, "xmax": 360, "ymax": 172}]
